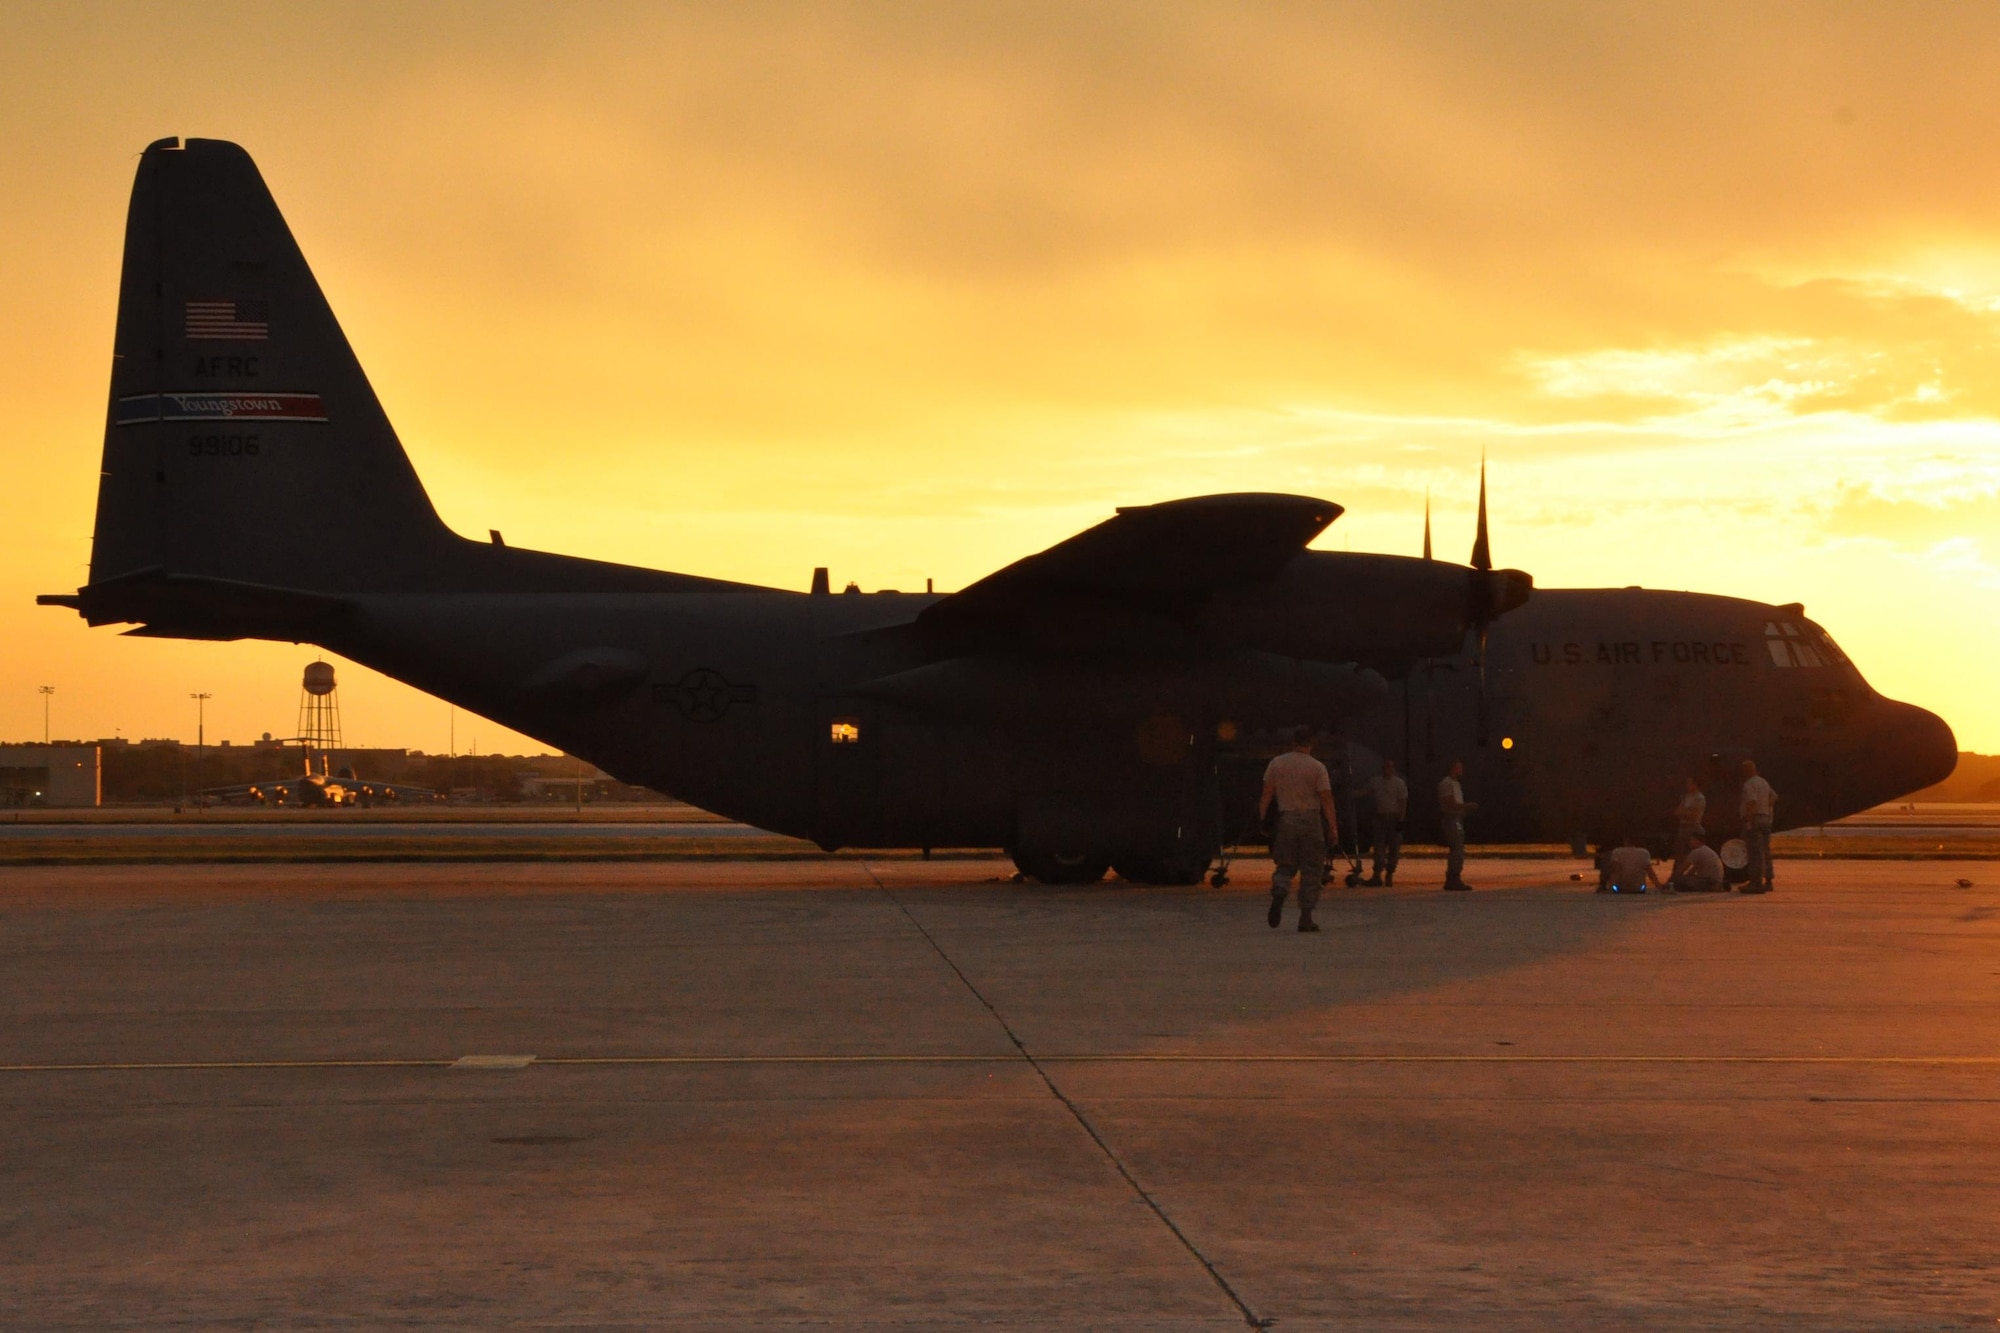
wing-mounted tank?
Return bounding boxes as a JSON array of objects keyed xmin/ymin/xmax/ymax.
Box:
[{"xmin": 1204, "ymin": 551, "xmax": 1532, "ymax": 677}]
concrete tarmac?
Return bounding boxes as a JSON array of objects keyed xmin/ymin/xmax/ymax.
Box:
[{"xmin": 1, "ymin": 858, "xmax": 1996, "ymax": 1329}]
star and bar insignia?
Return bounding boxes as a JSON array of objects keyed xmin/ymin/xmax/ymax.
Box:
[{"xmin": 653, "ymin": 668, "xmax": 757, "ymax": 722}]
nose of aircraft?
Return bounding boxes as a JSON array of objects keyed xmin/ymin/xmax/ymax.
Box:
[{"xmin": 1864, "ymin": 699, "xmax": 1958, "ymax": 805}]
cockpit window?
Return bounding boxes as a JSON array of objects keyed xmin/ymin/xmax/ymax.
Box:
[{"xmin": 1764, "ymin": 620, "xmax": 1850, "ymax": 669}]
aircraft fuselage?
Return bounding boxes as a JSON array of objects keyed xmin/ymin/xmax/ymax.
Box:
[{"xmin": 318, "ymin": 556, "xmax": 1952, "ymax": 856}]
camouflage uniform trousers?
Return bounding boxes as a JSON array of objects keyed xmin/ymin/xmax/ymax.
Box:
[
  {"xmin": 1442, "ymin": 816, "xmax": 1467, "ymax": 886},
  {"xmin": 1371, "ymin": 813, "xmax": 1404, "ymax": 877},
  {"xmin": 1270, "ymin": 811, "xmax": 1327, "ymax": 915},
  {"xmin": 1745, "ymin": 815, "xmax": 1774, "ymax": 890}
]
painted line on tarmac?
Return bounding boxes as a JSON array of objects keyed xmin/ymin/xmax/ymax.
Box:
[
  {"xmin": 3, "ymin": 1053, "xmax": 1997, "ymax": 1074},
  {"xmin": 0, "ymin": 1055, "xmax": 1018, "ymax": 1072},
  {"xmin": 0, "ymin": 1058, "xmax": 448, "ymax": 1072},
  {"xmin": 1039, "ymin": 1054, "xmax": 2000, "ymax": 1065},
  {"xmin": 555, "ymin": 1054, "xmax": 2000, "ymax": 1066}
]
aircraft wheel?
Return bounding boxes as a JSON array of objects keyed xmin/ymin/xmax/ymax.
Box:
[
  {"xmin": 1011, "ymin": 847, "xmax": 1111, "ymax": 885},
  {"xmin": 1344, "ymin": 871, "xmax": 1363, "ymax": 888}
]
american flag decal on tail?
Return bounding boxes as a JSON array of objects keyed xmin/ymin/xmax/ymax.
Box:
[{"xmin": 185, "ymin": 299, "xmax": 269, "ymax": 341}]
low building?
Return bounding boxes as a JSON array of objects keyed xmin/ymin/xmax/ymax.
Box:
[
  {"xmin": 517, "ymin": 760, "xmax": 613, "ymax": 802},
  {"xmin": 0, "ymin": 745, "xmax": 101, "ymax": 807}
]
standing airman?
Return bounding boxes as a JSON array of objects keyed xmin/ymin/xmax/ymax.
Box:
[
  {"xmin": 1738, "ymin": 759, "xmax": 1778, "ymax": 893},
  {"xmin": 1438, "ymin": 759, "xmax": 1478, "ymax": 891},
  {"xmin": 1672, "ymin": 776, "xmax": 1707, "ymax": 865},
  {"xmin": 1260, "ymin": 727, "xmax": 1338, "ymax": 932},
  {"xmin": 1364, "ymin": 758, "xmax": 1408, "ymax": 887}
]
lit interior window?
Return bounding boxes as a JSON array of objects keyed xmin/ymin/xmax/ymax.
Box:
[
  {"xmin": 829, "ymin": 720, "xmax": 860, "ymax": 744},
  {"xmin": 1500, "ymin": 736, "xmax": 1515, "ymax": 750}
]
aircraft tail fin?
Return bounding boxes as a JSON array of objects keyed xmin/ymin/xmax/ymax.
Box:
[{"xmin": 88, "ymin": 137, "xmax": 454, "ymax": 595}]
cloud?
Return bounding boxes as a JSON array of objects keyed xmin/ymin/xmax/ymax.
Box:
[
  {"xmin": 1828, "ymin": 478, "xmax": 2000, "ymax": 562},
  {"xmin": 5, "ymin": 2, "xmax": 2000, "ymax": 749}
]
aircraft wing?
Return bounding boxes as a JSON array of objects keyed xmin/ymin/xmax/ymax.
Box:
[
  {"xmin": 918, "ymin": 493, "xmax": 1339, "ymax": 643},
  {"xmin": 359, "ymin": 780, "xmax": 439, "ymax": 801},
  {"xmin": 199, "ymin": 782, "xmax": 274, "ymax": 802}
]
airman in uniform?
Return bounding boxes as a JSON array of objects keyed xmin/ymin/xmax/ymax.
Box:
[
  {"xmin": 1438, "ymin": 759, "xmax": 1478, "ymax": 891},
  {"xmin": 1598, "ymin": 835, "xmax": 1661, "ymax": 893},
  {"xmin": 1738, "ymin": 759, "xmax": 1778, "ymax": 893},
  {"xmin": 1260, "ymin": 727, "xmax": 1338, "ymax": 932},
  {"xmin": 1364, "ymin": 758, "xmax": 1408, "ymax": 887},
  {"xmin": 1670, "ymin": 833, "xmax": 1725, "ymax": 893},
  {"xmin": 1672, "ymin": 775, "xmax": 1707, "ymax": 865}
]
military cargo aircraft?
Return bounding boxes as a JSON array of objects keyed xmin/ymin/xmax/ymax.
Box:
[
  {"xmin": 202, "ymin": 751, "xmax": 438, "ymax": 807},
  {"xmin": 40, "ymin": 139, "xmax": 1957, "ymax": 882}
]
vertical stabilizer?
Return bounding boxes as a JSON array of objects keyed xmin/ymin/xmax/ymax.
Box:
[{"xmin": 91, "ymin": 138, "xmax": 452, "ymax": 592}]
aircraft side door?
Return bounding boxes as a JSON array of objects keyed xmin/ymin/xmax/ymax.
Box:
[
  {"xmin": 814, "ymin": 696, "xmax": 880, "ymax": 849},
  {"xmin": 1480, "ymin": 661, "xmax": 1533, "ymax": 840},
  {"xmin": 813, "ymin": 697, "xmax": 944, "ymax": 850}
]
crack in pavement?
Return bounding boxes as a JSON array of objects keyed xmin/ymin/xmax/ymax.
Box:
[{"xmin": 864, "ymin": 864, "xmax": 1273, "ymax": 1329}]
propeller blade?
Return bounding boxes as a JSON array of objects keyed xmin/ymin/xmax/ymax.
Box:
[
  {"xmin": 1475, "ymin": 624, "xmax": 1490, "ymax": 747},
  {"xmin": 1470, "ymin": 456, "xmax": 1491, "ymax": 572},
  {"xmin": 1469, "ymin": 457, "xmax": 1492, "ymax": 743},
  {"xmin": 1445, "ymin": 455, "xmax": 1529, "ymax": 747}
]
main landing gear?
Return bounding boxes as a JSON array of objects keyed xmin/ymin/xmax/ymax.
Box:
[
  {"xmin": 1008, "ymin": 846, "xmax": 1112, "ymax": 885},
  {"xmin": 1009, "ymin": 846, "xmax": 1217, "ymax": 886},
  {"xmin": 1109, "ymin": 852, "xmax": 1210, "ymax": 886}
]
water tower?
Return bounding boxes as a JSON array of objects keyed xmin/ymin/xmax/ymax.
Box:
[{"xmin": 297, "ymin": 660, "xmax": 342, "ymax": 762}]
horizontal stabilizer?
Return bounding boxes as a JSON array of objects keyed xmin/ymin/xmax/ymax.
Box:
[{"xmin": 48, "ymin": 567, "xmax": 356, "ymax": 641}]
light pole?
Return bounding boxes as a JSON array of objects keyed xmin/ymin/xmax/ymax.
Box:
[
  {"xmin": 38, "ymin": 685, "xmax": 54, "ymax": 744},
  {"xmin": 190, "ymin": 692, "xmax": 211, "ymax": 811}
]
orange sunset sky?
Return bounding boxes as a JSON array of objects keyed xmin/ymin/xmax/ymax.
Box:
[{"xmin": 3, "ymin": 3, "xmax": 1997, "ymax": 753}]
